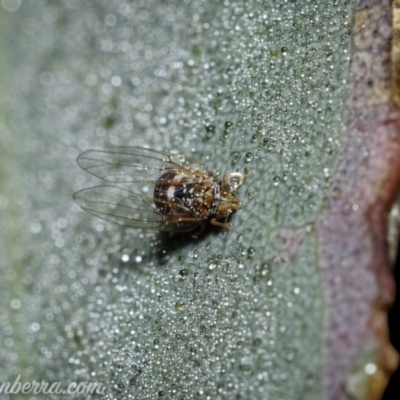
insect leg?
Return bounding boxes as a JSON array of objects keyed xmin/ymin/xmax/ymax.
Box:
[{"xmin": 210, "ymin": 218, "xmax": 232, "ymax": 231}]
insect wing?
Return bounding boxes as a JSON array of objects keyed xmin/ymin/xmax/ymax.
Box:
[
  {"xmin": 74, "ymin": 185, "xmax": 163, "ymax": 229},
  {"xmin": 73, "ymin": 185, "xmax": 202, "ymax": 232},
  {"xmin": 77, "ymin": 147, "xmax": 208, "ymax": 184}
]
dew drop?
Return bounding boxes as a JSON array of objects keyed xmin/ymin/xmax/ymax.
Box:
[
  {"xmin": 10, "ymin": 299, "xmax": 21, "ymax": 309},
  {"xmin": 30, "ymin": 222, "xmax": 42, "ymax": 234},
  {"xmin": 179, "ymin": 269, "xmax": 188, "ymax": 278},
  {"xmin": 247, "ymin": 247, "xmax": 255, "ymax": 259},
  {"xmin": 273, "ymin": 176, "xmax": 280, "ymax": 186},
  {"xmin": 121, "ymin": 254, "xmax": 130, "ymax": 262},
  {"xmin": 365, "ymin": 363, "xmax": 377, "ymax": 375},
  {"xmin": 282, "ymin": 171, "xmax": 289, "ymax": 181},
  {"xmin": 204, "ymin": 124, "xmax": 216, "ymax": 138},
  {"xmin": 286, "ymin": 349, "xmax": 297, "ymax": 362},
  {"xmin": 224, "ymin": 121, "xmax": 233, "ymax": 129},
  {"xmin": 260, "ymin": 263, "xmax": 271, "ymax": 277},
  {"xmin": 245, "ymin": 152, "xmax": 253, "ymax": 163},
  {"xmin": 231, "ymin": 151, "xmax": 241, "ymax": 165},
  {"xmin": 207, "ymin": 258, "xmax": 216, "ymax": 270}
]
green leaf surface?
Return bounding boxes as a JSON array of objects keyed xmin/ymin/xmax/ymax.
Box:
[{"xmin": 0, "ymin": 1, "xmax": 398, "ymax": 399}]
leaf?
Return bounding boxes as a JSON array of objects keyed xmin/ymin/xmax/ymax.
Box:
[{"xmin": 0, "ymin": 1, "xmax": 398, "ymax": 399}]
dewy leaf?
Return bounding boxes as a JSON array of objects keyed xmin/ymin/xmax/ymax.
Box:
[{"xmin": 0, "ymin": 1, "xmax": 398, "ymax": 399}]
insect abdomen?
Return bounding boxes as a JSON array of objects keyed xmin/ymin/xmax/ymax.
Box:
[{"xmin": 154, "ymin": 171, "xmax": 196, "ymax": 215}]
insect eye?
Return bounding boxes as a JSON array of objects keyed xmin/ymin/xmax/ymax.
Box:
[{"xmin": 222, "ymin": 183, "xmax": 231, "ymax": 192}]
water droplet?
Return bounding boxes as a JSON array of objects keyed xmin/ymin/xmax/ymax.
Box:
[
  {"xmin": 282, "ymin": 171, "xmax": 289, "ymax": 181},
  {"xmin": 227, "ymin": 175, "xmax": 243, "ymax": 191},
  {"xmin": 273, "ymin": 176, "xmax": 280, "ymax": 186},
  {"xmin": 236, "ymin": 234, "xmax": 243, "ymax": 243},
  {"xmin": 269, "ymin": 49, "xmax": 278, "ymax": 58},
  {"xmin": 286, "ymin": 349, "xmax": 297, "ymax": 362},
  {"xmin": 175, "ymin": 301, "xmax": 184, "ymax": 311},
  {"xmin": 245, "ymin": 152, "xmax": 253, "ymax": 163},
  {"xmin": 260, "ymin": 263, "xmax": 271, "ymax": 276},
  {"xmin": 179, "ymin": 269, "xmax": 188, "ymax": 278},
  {"xmin": 207, "ymin": 258, "xmax": 216, "ymax": 270},
  {"xmin": 231, "ymin": 151, "xmax": 241, "ymax": 165},
  {"xmin": 365, "ymin": 363, "xmax": 377, "ymax": 375},
  {"xmin": 132, "ymin": 365, "xmax": 142, "ymax": 376},
  {"xmin": 30, "ymin": 222, "xmax": 42, "ymax": 234},
  {"xmin": 121, "ymin": 254, "xmax": 130, "ymax": 262},
  {"xmin": 157, "ymin": 248, "xmax": 169, "ymax": 264},
  {"xmin": 10, "ymin": 299, "xmax": 21, "ymax": 309},
  {"xmin": 247, "ymin": 247, "xmax": 255, "ymax": 259},
  {"xmin": 204, "ymin": 124, "xmax": 216, "ymax": 138}
]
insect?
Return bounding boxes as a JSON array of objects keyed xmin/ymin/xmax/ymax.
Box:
[{"xmin": 74, "ymin": 147, "xmax": 247, "ymax": 235}]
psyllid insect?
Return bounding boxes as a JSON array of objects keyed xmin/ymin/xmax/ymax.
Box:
[{"xmin": 74, "ymin": 147, "xmax": 247, "ymax": 234}]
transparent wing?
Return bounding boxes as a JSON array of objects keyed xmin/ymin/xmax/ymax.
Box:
[
  {"xmin": 73, "ymin": 185, "xmax": 202, "ymax": 232},
  {"xmin": 77, "ymin": 147, "xmax": 208, "ymax": 183}
]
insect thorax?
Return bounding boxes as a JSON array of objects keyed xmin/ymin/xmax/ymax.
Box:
[{"xmin": 153, "ymin": 171, "xmax": 220, "ymax": 218}]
